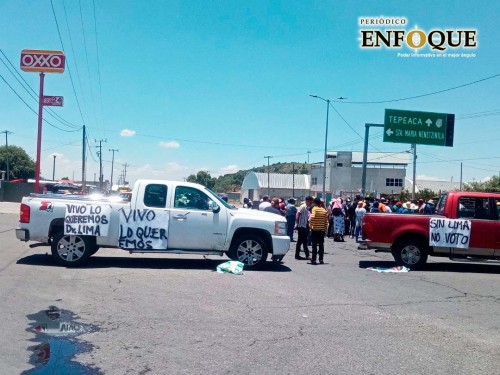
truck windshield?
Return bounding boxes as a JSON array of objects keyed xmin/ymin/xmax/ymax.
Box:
[
  {"xmin": 204, "ymin": 187, "xmax": 235, "ymax": 209},
  {"xmin": 435, "ymin": 193, "xmax": 448, "ymax": 215}
]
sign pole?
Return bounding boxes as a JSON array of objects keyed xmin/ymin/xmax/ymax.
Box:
[
  {"xmin": 35, "ymin": 72, "xmax": 45, "ymax": 194},
  {"xmin": 412, "ymin": 143, "xmax": 417, "ymax": 200},
  {"xmin": 361, "ymin": 123, "xmax": 384, "ymax": 196}
]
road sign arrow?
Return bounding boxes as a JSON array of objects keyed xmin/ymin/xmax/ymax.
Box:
[
  {"xmin": 386, "ymin": 128, "xmax": 394, "ymax": 136},
  {"xmin": 425, "ymin": 119, "xmax": 433, "ymax": 127}
]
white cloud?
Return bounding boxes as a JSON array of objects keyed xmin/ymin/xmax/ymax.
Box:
[
  {"xmin": 159, "ymin": 141, "xmax": 180, "ymax": 148},
  {"xmin": 416, "ymin": 174, "xmax": 442, "ymax": 181},
  {"xmin": 124, "ymin": 162, "xmax": 190, "ymax": 185},
  {"xmin": 120, "ymin": 129, "xmax": 136, "ymax": 137},
  {"xmin": 221, "ymin": 164, "xmax": 239, "ymax": 174}
]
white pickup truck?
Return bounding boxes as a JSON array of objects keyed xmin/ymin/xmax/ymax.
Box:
[{"xmin": 16, "ymin": 179, "xmax": 290, "ymax": 268}]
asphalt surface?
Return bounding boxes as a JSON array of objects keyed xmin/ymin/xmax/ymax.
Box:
[{"xmin": 0, "ymin": 203, "xmax": 499, "ymax": 374}]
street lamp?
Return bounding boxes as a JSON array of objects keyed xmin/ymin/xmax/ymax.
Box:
[
  {"xmin": 309, "ymin": 95, "xmax": 346, "ymax": 199},
  {"xmin": 1, "ymin": 130, "xmax": 13, "ymax": 181}
]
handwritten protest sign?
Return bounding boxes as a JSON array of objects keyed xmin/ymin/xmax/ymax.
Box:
[
  {"xmin": 64, "ymin": 204, "xmax": 111, "ymax": 236},
  {"xmin": 118, "ymin": 208, "xmax": 169, "ymax": 249},
  {"xmin": 429, "ymin": 218, "xmax": 471, "ymax": 249}
]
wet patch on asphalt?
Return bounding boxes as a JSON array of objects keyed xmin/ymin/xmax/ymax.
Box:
[{"xmin": 23, "ymin": 306, "xmax": 102, "ymax": 374}]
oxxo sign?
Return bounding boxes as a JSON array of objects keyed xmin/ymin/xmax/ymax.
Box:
[
  {"xmin": 383, "ymin": 109, "xmax": 455, "ymax": 147},
  {"xmin": 20, "ymin": 49, "xmax": 65, "ymax": 73}
]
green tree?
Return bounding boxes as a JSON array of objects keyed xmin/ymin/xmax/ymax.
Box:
[
  {"xmin": 187, "ymin": 171, "xmax": 216, "ymax": 189},
  {"xmin": 416, "ymin": 188, "xmax": 438, "ymax": 201},
  {"xmin": 464, "ymin": 175, "xmax": 500, "ymax": 192},
  {"xmin": 0, "ymin": 145, "xmax": 36, "ymax": 180}
]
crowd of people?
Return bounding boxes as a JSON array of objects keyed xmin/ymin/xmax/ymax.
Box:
[{"xmin": 244, "ymin": 194, "xmax": 438, "ymax": 265}]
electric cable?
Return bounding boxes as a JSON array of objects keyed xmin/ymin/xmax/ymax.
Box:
[
  {"xmin": 331, "ymin": 73, "xmax": 500, "ymax": 104},
  {"xmin": 0, "ymin": 72, "xmax": 81, "ymax": 132},
  {"xmin": 51, "ymin": 0, "xmax": 87, "ymax": 126}
]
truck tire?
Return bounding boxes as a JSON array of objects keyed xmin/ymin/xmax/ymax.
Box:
[
  {"xmin": 230, "ymin": 235, "xmax": 268, "ymax": 269},
  {"xmin": 392, "ymin": 239, "xmax": 428, "ymax": 270},
  {"xmin": 51, "ymin": 231, "xmax": 94, "ymax": 267}
]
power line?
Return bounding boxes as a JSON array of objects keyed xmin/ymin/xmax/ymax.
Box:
[
  {"xmin": 332, "ymin": 73, "xmax": 500, "ymax": 104},
  {"xmin": 85, "ymin": 133, "xmax": 98, "ymax": 162},
  {"xmin": 51, "ymin": 0, "xmax": 87, "ymax": 126},
  {"xmin": 92, "ymin": 127, "xmax": 319, "ymax": 151},
  {"xmin": 0, "ymin": 50, "xmax": 81, "ymax": 130},
  {"xmin": 0, "ymin": 73, "xmax": 81, "ymax": 133},
  {"xmin": 92, "ymin": 0, "xmax": 105, "ymax": 135},
  {"xmin": 79, "ymin": 0, "xmax": 99, "ymax": 132}
]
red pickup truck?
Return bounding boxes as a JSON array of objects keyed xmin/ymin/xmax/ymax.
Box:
[{"xmin": 360, "ymin": 191, "xmax": 500, "ymax": 269}]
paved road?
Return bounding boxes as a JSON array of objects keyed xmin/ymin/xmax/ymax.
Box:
[{"xmin": 0, "ymin": 209, "xmax": 499, "ymax": 374}]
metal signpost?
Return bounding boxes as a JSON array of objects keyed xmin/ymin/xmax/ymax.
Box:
[
  {"xmin": 383, "ymin": 109, "xmax": 455, "ymax": 198},
  {"xmin": 20, "ymin": 49, "xmax": 65, "ymax": 193}
]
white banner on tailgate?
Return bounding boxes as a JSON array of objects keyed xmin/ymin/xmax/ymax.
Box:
[
  {"xmin": 118, "ymin": 208, "xmax": 169, "ymax": 249},
  {"xmin": 64, "ymin": 204, "xmax": 111, "ymax": 236},
  {"xmin": 429, "ymin": 218, "xmax": 471, "ymax": 249}
]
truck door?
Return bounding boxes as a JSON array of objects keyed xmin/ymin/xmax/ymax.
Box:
[
  {"xmin": 454, "ymin": 196, "xmax": 495, "ymax": 257},
  {"xmin": 168, "ymin": 185, "xmax": 228, "ymax": 250},
  {"xmin": 493, "ymin": 197, "xmax": 500, "ymax": 257}
]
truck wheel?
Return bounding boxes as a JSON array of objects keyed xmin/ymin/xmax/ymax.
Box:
[
  {"xmin": 230, "ymin": 235, "xmax": 268, "ymax": 268},
  {"xmin": 51, "ymin": 232, "xmax": 93, "ymax": 267},
  {"xmin": 392, "ymin": 240, "xmax": 428, "ymax": 270}
]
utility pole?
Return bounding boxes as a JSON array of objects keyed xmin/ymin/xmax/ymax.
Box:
[
  {"xmin": 412, "ymin": 143, "xmax": 417, "ymax": 199},
  {"xmin": 292, "ymin": 163, "xmax": 295, "ymax": 198},
  {"xmin": 307, "ymin": 150, "xmax": 311, "ymax": 164},
  {"xmin": 1, "ymin": 130, "xmax": 13, "ymax": 181},
  {"xmin": 460, "ymin": 162, "xmax": 463, "ymax": 191},
  {"xmin": 122, "ymin": 163, "xmax": 129, "ymax": 186},
  {"xmin": 82, "ymin": 125, "xmax": 86, "ymax": 191},
  {"xmin": 264, "ymin": 156, "xmax": 273, "ymax": 196},
  {"xmin": 52, "ymin": 154, "xmax": 56, "ymax": 180},
  {"xmin": 109, "ymin": 148, "xmax": 119, "ymax": 189},
  {"xmin": 95, "ymin": 139, "xmax": 106, "ymax": 189}
]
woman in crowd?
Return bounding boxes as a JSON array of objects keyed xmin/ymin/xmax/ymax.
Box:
[{"xmin": 332, "ymin": 198, "xmax": 345, "ymax": 242}]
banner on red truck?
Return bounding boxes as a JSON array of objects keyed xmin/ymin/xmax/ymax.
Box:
[{"xmin": 429, "ymin": 218, "xmax": 471, "ymax": 248}]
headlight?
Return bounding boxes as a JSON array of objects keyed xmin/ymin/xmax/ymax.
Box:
[{"xmin": 274, "ymin": 221, "xmax": 287, "ymax": 235}]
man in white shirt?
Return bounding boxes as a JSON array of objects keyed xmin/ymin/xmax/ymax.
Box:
[{"xmin": 258, "ymin": 195, "xmax": 272, "ymax": 211}]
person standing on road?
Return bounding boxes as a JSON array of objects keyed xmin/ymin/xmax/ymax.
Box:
[
  {"xmin": 332, "ymin": 198, "xmax": 345, "ymax": 242},
  {"xmin": 309, "ymin": 197, "xmax": 328, "ymax": 265},
  {"xmin": 264, "ymin": 198, "xmax": 282, "ymax": 215},
  {"xmin": 259, "ymin": 195, "xmax": 271, "ymax": 211},
  {"xmin": 423, "ymin": 199, "xmax": 436, "ymax": 214},
  {"xmin": 354, "ymin": 200, "xmax": 366, "ymax": 242},
  {"xmin": 295, "ymin": 196, "xmax": 313, "ymax": 260},
  {"xmin": 285, "ymin": 198, "xmax": 297, "ymax": 241}
]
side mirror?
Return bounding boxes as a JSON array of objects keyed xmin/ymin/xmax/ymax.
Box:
[{"xmin": 209, "ymin": 201, "xmax": 220, "ymax": 213}]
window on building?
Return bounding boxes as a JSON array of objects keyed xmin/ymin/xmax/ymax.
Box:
[
  {"xmin": 312, "ymin": 177, "xmax": 318, "ymax": 185},
  {"xmin": 385, "ymin": 178, "xmax": 403, "ymax": 187},
  {"xmin": 336, "ymin": 163, "xmax": 343, "ymax": 167}
]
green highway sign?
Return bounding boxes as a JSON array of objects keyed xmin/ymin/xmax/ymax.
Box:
[{"xmin": 383, "ymin": 109, "xmax": 455, "ymax": 147}]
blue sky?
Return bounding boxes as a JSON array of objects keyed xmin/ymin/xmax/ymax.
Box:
[{"xmin": 1, "ymin": 0, "xmax": 498, "ymax": 186}]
